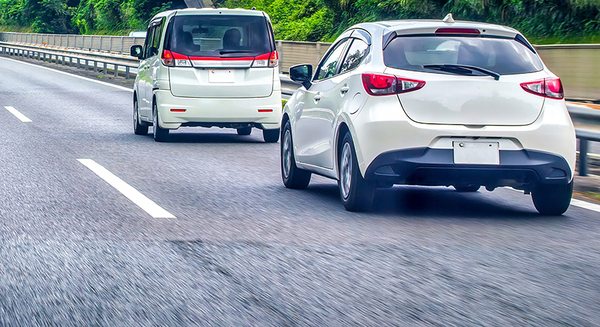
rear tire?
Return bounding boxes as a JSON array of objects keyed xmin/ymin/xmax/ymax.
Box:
[
  {"xmin": 153, "ymin": 102, "xmax": 169, "ymax": 142},
  {"xmin": 339, "ymin": 132, "xmax": 375, "ymax": 212},
  {"xmin": 133, "ymin": 98, "xmax": 148, "ymax": 135},
  {"xmin": 263, "ymin": 128, "xmax": 280, "ymax": 143},
  {"xmin": 281, "ymin": 121, "xmax": 311, "ymax": 189},
  {"xmin": 531, "ymin": 181, "xmax": 573, "ymax": 215},
  {"xmin": 237, "ymin": 127, "xmax": 252, "ymax": 135}
]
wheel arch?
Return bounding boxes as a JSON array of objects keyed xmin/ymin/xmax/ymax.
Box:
[{"xmin": 335, "ymin": 123, "xmax": 350, "ymax": 179}]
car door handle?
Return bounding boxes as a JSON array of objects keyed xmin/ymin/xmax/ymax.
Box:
[{"xmin": 340, "ymin": 86, "xmax": 350, "ymax": 95}]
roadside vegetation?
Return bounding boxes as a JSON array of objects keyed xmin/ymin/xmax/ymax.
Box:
[{"xmin": 1, "ymin": 0, "xmax": 600, "ymax": 44}]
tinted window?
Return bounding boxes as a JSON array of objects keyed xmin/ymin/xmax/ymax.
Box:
[
  {"xmin": 384, "ymin": 36, "xmax": 543, "ymax": 75},
  {"xmin": 143, "ymin": 19, "xmax": 164, "ymax": 58},
  {"xmin": 314, "ymin": 39, "xmax": 350, "ymax": 81},
  {"xmin": 166, "ymin": 15, "xmax": 272, "ymax": 58},
  {"xmin": 340, "ymin": 39, "xmax": 368, "ymax": 74}
]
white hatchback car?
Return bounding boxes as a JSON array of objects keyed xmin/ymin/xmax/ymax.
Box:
[
  {"xmin": 282, "ymin": 16, "xmax": 576, "ymax": 215},
  {"xmin": 130, "ymin": 8, "xmax": 282, "ymax": 142}
]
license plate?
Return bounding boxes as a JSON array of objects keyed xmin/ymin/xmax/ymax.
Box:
[
  {"xmin": 453, "ymin": 141, "xmax": 499, "ymax": 165},
  {"xmin": 208, "ymin": 69, "xmax": 235, "ymax": 83}
]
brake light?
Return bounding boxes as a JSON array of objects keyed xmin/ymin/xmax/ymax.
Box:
[
  {"xmin": 520, "ymin": 78, "xmax": 564, "ymax": 99},
  {"xmin": 162, "ymin": 50, "xmax": 192, "ymax": 67},
  {"xmin": 362, "ymin": 73, "xmax": 425, "ymax": 96},
  {"xmin": 435, "ymin": 28, "xmax": 481, "ymax": 35},
  {"xmin": 252, "ymin": 51, "xmax": 279, "ymax": 68}
]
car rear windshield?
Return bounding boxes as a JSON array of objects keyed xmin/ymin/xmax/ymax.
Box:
[
  {"xmin": 165, "ymin": 14, "xmax": 273, "ymax": 58},
  {"xmin": 383, "ymin": 36, "xmax": 543, "ymax": 75}
]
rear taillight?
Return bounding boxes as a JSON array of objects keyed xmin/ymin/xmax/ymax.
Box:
[
  {"xmin": 252, "ymin": 51, "xmax": 279, "ymax": 68},
  {"xmin": 520, "ymin": 78, "xmax": 564, "ymax": 99},
  {"xmin": 362, "ymin": 73, "xmax": 425, "ymax": 96},
  {"xmin": 162, "ymin": 50, "xmax": 192, "ymax": 67}
]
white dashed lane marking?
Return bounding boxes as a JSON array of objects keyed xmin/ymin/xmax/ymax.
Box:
[
  {"xmin": 78, "ymin": 159, "xmax": 176, "ymax": 219},
  {"xmin": 4, "ymin": 106, "xmax": 32, "ymax": 122}
]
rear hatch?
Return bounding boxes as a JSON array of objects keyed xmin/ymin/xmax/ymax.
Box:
[
  {"xmin": 163, "ymin": 12, "xmax": 277, "ymax": 98},
  {"xmin": 383, "ymin": 26, "xmax": 547, "ymax": 126}
]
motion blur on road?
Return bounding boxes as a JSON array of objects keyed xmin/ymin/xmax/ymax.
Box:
[{"xmin": 0, "ymin": 55, "xmax": 599, "ymax": 326}]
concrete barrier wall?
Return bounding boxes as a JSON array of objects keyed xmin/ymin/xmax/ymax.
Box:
[
  {"xmin": 1, "ymin": 32, "xmax": 598, "ymax": 100},
  {"xmin": 536, "ymin": 44, "xmax": 600, "ymax": 100}
]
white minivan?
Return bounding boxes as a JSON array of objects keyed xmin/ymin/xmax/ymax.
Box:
[{"xmin": 130, "ymin": 8, "xmax": 282, "ymax": 142}]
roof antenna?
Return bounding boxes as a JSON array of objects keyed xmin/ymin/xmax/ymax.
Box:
[{"xmin": 442, "ymin": 13, "xmax": 455, "ymax": 23}]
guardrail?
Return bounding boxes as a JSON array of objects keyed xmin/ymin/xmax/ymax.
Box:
[
  {"xmin": 1, "ymin": 40, "xmax": 599, "ymax": 177},
  {"xmin": 0, "ymin": 42, "xmax": 138, "ymax": 79}
]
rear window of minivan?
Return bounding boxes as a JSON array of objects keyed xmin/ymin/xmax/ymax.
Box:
[
  {"xmin": 384, "ymin": 36, "xmax": 544, "ymax": 75},
  {"xmin": 165, "ymin": 14, "xmax": 273, "ymax": 58}
]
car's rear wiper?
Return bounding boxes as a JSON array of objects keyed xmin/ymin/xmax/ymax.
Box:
[
  {"xmin": 219, "ymin": 50, "xmax": 254, "ymax": 55},
  {"xmin": 423, "ymin": 64, "xmax": 500, "ymax": 80}
]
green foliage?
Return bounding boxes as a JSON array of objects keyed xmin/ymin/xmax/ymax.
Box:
[
  {"xmin": 1, "ymin": 0, "xmax": 600, "ymax": 44},
  {"xmin": 216, "ymin": 0, "xmax": 600, "ymax": 43}
]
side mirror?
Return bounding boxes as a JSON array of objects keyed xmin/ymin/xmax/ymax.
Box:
[
  {"xmin": 130, "ymin": 45, "xmax": 143, "ymax": 59},
  {"xmin": 289, "ymin": 64, "xmax": 313, "ymax": 89}
]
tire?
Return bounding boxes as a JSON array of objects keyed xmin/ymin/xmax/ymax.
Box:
[
  {"xmin": 281, "ymin": 121, "xmax": 311, "ymax": 189},
  {"xmin": 263, "ymin": 128, "xmax": 280, "ymax": 143},
  {"xmin": 454, "ymin": 184, "xmax": 480, "ymax": 192},
  {"xmin": 133, "ymin": 98, "xmax": 148, "ymax": 135},
  {"xmin": 531, "ymin": 181, "xmax": 573, "ymax": 215},
  {"xmin": 338, "ymin": 132, "xmax": 376, "ymax": 212},
  {"xmin": 153, "ymin": 102, "xmax": 169, "ymax": 142},
  {"xmin": 237, "ymin": 127, "xmax": 252, "ymax": 135}
]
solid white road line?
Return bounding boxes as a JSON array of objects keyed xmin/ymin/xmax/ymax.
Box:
[
  {"xmin": 0, "ymin": 56, "xmax": 133, "ymax": 92},
  {"xmin": 571, "ymin": 198, "xmax": 600, "ymax": 213},
  {"xmin": 78, "ymin": 159, "xmax": 175, "ymax": 219},
  {"xmin": 4, "ymin": 106, "xmax": 32, "ymax": 122},
  {"xmin": 503, "ymin": 186, "xmax": 600, "ymax": 213}
]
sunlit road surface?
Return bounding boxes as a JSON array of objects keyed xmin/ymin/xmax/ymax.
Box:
[{"xmin": 1, "ymin": 56, "xmax": 599, "ymax": 326}]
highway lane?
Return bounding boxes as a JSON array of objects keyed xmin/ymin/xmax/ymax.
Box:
[{"xmin": 1, "ymin": 56, "xmax": 600, "ymax": 326}]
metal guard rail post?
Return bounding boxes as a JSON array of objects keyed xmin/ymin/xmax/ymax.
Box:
[{"xmin": 576, "ymin": 130, "xmax": 600, "ymax": 176}]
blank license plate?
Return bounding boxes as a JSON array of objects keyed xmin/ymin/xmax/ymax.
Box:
[
  {"xmin": 453, "ymin": 141, "xmax": 499, "ymax": 165},
  {"xmin": 208, "ymin": 69, "xmax": 235, "ymax": 83}
]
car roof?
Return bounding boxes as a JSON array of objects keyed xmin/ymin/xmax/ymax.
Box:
[
  {"xmin": 352, "ymin": 19, "xmax": 519, "ymax": 38},
  {"xmin": 150, "ymin": 8, "xmax": 266, "ymax": 21}
]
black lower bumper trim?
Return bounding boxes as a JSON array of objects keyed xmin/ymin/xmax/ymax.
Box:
[{"xmin": 365, "ymin": 148, "xmax": 571, "ymax": 190}]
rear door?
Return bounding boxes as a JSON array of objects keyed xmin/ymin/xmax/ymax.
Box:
[
  {"xmin": 139, "ymin": 18, "xmax": 164, "ymax": 119},
  {"xmin": 383, "ymin": 33, "xmax": 546, "ymax": 126},
  {"xmin": 164, "ymin": 13, "xmax": 276, "ymax": 98},
  {"xmin": 294, "ymin": 38, "xmax": 351, "ymax": 169}
]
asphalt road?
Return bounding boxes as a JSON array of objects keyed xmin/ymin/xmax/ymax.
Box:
[{"xmin": 1, "ymin": 56, "xmax": 599, "ymax": 326}]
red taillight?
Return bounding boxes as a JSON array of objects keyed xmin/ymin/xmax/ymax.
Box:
[
  {"xmin": 162, "ymin": 50, "xmax": 174, "ymax": 67},
  {"xmin": 162, "ymin": 50, "xmax": 192, "ymax": 67},
  {"xmin": 362, "ymin": 73, "xmax": 425, "ymax": 96},
  {"xmin": 435, "ymin": 28, "xmax": 481, "ymax": 35},
  {"xmin": 252, "ymin": 51, "xmax": 279, "ymax": 68},
  {"xmin": 520, "ymin": 78, "xmax": 564, "ymax": 99},
  {"xmin": 170, "ymin": 109, "xmax": 186, "ymax": 112}
]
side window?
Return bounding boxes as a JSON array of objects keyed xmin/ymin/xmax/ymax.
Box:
[
  {"xmin": 143, "ymin": 25, "xmax": 156, "ymax": 58},
  {"xmin": 144, "ymin": 20, "xmax": 164, "ymax": 58},
  {"xmin": 314, "ymin": 39, "xmax": 350, "ymax": 81},
  {"xmin": 340, "ymin": 39, "xmax": 368, "ymax": 74}
]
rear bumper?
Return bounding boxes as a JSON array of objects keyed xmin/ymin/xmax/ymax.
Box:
[
  {"xmin": 155, "ymin": 90, "xmax": 281, "ymax": 130},
  {"xmin": 365, "ymin": 148, "xmax": 572, "ymax": 190}
]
